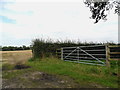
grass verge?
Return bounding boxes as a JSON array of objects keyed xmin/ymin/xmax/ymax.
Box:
[
  {"xmin": 2, "ymin": 57, "xmax": 119, "ymax": 88},
  {"xmin": 26, "ymin": 57, "xmax": 118, "ymax": 88}
]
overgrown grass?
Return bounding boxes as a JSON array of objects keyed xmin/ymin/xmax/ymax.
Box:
[
  {"xmin": 26, "ymin": 57, "xmax": 118, "ymax": 88},
  {"xmin": 2, "ymin": 57, "xmax": 118, "ymax": 88},
  {"xmin": 2, "ymin": 63, "xmax": 15, "ymax": 71},
  {"xmin": 2, "ymin": 63, "xmax": 32, "ymax": 79}
]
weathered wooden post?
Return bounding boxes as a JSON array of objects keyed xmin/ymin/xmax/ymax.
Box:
[
  {"xmin": 56, "ymin": 49, "xmax": 61, "ymax": 58},
  {"xmin": 77, "ymin": 47, "xmax": 79, "ymax": 62},
  {"xmin": 56, "ymin": 49, "xmax": 58, "ymax": 58},
  {"xmin": 32, "ymin": 48, "xmax": 34, "ymax": 58},
  {"xmin": 61, "ymin": 48, "xmax": 63, "ymax": 60},
  {"xmin": 106, "ymin": 45, "xmax": 110, "ymax": 67}
]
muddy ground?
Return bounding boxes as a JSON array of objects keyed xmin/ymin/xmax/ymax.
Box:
[
  {"xmin": 2, "ymin": 70, "xmax": 104, "ymax": 88},
  {"xmin": 2, "ymin": 71, "xmax": 80, "ymax": 88}
]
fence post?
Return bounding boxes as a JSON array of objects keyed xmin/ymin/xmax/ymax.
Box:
[
  {"xmin": 106, "ymin": 45, "xmax": 110, "ymax": 67},
  {"xmin": 61, "ymin": 48, "xmax": 63, "ymax": 60},
  {"xmin": 56, "ymin": 49, "xmax": 58, "ymax": 58},
  {"xmin": 77, "ymin": 47, "xmax": 79, "ymax": 62},
  {"xmin": 32, "ymin": 49, "xmax": 34, "ymax": 58}
]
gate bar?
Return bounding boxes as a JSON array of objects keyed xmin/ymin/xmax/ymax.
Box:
[
  {"xmin": 63, "ymin": 45, "xmax": 105, "ymax": 49},
  {"xmin": 64, "ymin": 48, "xmax": 77, "ymax": 59},
  {"xmin": 79, "ymin": 47, "xmax": 105, "ymax": 64},
  {"xmin": 64, "ymin": 60, "xmax": 105, "ymax": 66}
]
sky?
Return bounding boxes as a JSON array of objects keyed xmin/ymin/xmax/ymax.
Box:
[{"xmin": 0, "ymin": 0, "xmax": 118, "ymax": 46}]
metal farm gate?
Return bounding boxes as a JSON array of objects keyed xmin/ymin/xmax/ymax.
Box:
[{"xmin": 56, "ymin": 45, "xmax": 120, "ymax": 66}]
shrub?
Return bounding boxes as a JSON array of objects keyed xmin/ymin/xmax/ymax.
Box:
[{"xmin": 31, "ymin": 38, "xmax": 116, "ymax": 60}]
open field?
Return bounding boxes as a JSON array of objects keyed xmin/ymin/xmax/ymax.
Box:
[
  {"xmin": 1, "ymin": 50, "xmax": 119, "ymax": 88},
  {"xmin": 1, "ymin": 50, "xmax": 32, "ymax": 64}
]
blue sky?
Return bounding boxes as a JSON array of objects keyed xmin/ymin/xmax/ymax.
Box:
[
  {"xmin": 0, "ymin": 0, "xmax": 118, "ymax": 46},
  {"xmin": 0, "ymin": 15, "xmax": 16, "ymax": 24}
]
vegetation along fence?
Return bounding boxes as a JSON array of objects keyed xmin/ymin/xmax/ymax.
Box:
[{"xmin": 56, "ymin": 45, "xmax": 120, "ymax": 67}]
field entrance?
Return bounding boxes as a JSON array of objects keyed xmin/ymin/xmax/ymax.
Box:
[{"xmin": 56, "ymin": 45, "xmax": 120, "ymax": 66}]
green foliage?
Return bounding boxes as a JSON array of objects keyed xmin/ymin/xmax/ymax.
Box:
[
  {"xmin": 26, "ymin": 57, "xmax": 118, "ymax": 88},
  {"xmin": 28, "ymin": 58, "xmax": 40, "ymax": 62},
  {"xmin": 110, "ymin": 60, "xmax": 118, "ymax": 69},
  {"xmin": 2, "ymin": 57, "xmax": 118, "ymax": 88},
  {"xmin": 28, "ymin": 58, "xmax": 34, "ymax": 62},
  {"xmin": 32, "ymin": 38, "xmax": 116, "ymax": 59},
  {"xmin": 32, "ymin": 39, "xmax": 52, "ymax": 58},
  {"xmin": 84, "ymin": 0, "xmax": 120, "ymax": 23}
]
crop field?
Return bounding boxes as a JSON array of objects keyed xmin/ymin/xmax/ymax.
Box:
[
  {"xmin": 1, "ymin": 50, "xmax": 119, "ymax": 88},
  {"xmin": 1, "ymin": 50, "xmax": 32, "ymax": 64}
]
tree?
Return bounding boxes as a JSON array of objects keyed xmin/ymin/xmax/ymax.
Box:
[{"xmin": 84, "ymin": 0, "xmax": 120, "ymax": 23}]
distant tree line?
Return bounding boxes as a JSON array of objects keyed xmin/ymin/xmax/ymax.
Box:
[{"xmin": 1, "ymin": 45, "xmax": 31, "ymax": 51}]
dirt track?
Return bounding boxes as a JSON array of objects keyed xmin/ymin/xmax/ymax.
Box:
[
  {"xmin": 1, "ymin": 50, "xmax": 105, "ymax": 88},
  {"xmin": 2, "ymin": 71, "xmax": 81, "ymax": 88}
]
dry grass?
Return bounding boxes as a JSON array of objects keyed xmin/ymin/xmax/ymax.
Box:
[{"xmin": 1, "ymin": 50, "xmax": 32, "ymax": 64}]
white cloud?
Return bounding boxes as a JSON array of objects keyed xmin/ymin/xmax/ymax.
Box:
[
  {"xmin": 14, "ymin": 0, "xmax": 83, "ymax": 3},
  {"xmin": 1, "ymin": 1, "xmax": 118, "ymax": 46}
]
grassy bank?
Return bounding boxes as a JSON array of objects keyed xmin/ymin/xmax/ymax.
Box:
[
  {"xmin": 26, "ymin": 57, "xmax": 118, "ymax": 88},
  {"xmin": 2, "ymin": 57, "xmax": 119, "ymax": 88}
]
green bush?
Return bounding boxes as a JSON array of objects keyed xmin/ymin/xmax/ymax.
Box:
[
  {"xmin": 31, "ymin": 38, "xmax": 116, "ymax": 60},
  {"xmin": 110, "ymin": 60, "xmax": 118, "ymax": 69}
]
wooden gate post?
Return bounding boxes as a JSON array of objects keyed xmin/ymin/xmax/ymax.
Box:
[
  {"xmin": 56, "ymin": 49, "xmax": 58, "ymax": 58},
  {"xmin": 61, "ymin": 48, "xmax": 63, "ymax": 60},
  {"xmin": 77, "ymin": 47, "xmax": 79, "ymax": 62},
  {"xmin": 32, "ymin": 49, "xmax": 34, "ymax": 58},
  {"xmin": 106, "ymin": 45, "xmax": 110, "ymax": 67}
]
